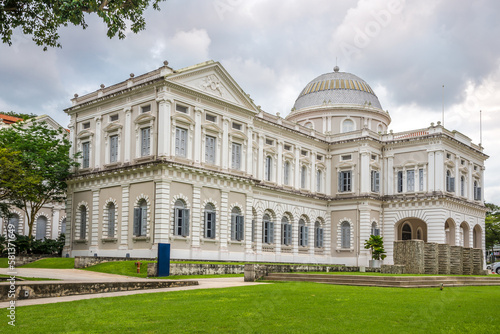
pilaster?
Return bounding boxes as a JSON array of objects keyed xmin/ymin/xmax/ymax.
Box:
[{"xmin": 119, "ymin": 185, "xmax": 130, "ymax": 250}]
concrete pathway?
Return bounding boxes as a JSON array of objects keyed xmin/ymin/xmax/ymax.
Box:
[{"xmin": 0, "ymin": 269, "xmax": 267, "ymax": 308}]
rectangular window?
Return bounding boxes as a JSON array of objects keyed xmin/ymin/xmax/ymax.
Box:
[
  {"xmin": 341, "ymin": 154, "xmax": 352, "ymax": 161},
  {"xmin": 141, "ymin": 105, "xmax": 151, "ymax": 113},
  {"xmin": 301, "ymin": 150, "xmax": 308, "ymax": 156},
  {"xmin": 204, "ymin": 211, "xmax": 216, "ymax": 239},
  {"xmin": 371, "ymin": 154, "xmax": 377, "ymax": 161},
  {"xmin": 299, "ymin": 225, "xmax": 309, "ymax": 247},
  {"xmin": 407, "ymin": 170, "xmax": 415, "ymax": 192},
  {"xmin": 133, "ymin": 206, "xmax": 147, "ymax": 237},
  {"xmin": 284, "ymin": 144, "xmax": 292, "ymax": 151},
  {"xmin": 232, "ymin": 122, "xmax": 242, "ymax": 130},
  {"xmin": 83, "ymin": 122, "xmax": 90, "ymax": 129},
  {"xmin": 371, "ymin": 170, "xmax": 380, "ymax": 192},
  {"xmin": 316, "ymin": 155, "xmax": 323, "ymax": 161},
  {"xmin": 316, "ymin": 170, "xmax": 322, "ymax": 193},
  {"xmin": 231, "ymin": 143, "xmax": 241, "ymax": 170},
  {"xmin": 82, "ymin": 142, "xmax": 90, "ymax": 168},
  {"xmin": 283, "ymin": 162, "xmax": 290, "ymax": 185},
  {"xmin": 265, "ymin": 156, "xmax": 272, "ymax": 181},
  {"xmin": 397, "ymin": 171, "xmax": 403, "ymax": 193},
  {"xmin": 110, "ymin": 135, "xmax": 118, "ymax": 163},
  {"xmin": 175, "ymin": 127, "xmax": 187, "ymax": 157},
  {"xmin": 231, "ymin": 215, "xmax": 244, "ymax": 241},
  {"xmin": 263, "ymin": 221, "xmax": 274, "ymax": 244},
  {"xmin": 265, "ymin": 139, "xmax": 274, "ymax": 146},
  {"xmin": 141, "ymin": 127, "xmax": 151, "ymax": 157},
  {"xmin": 175, "ymin": 208, "xmax": 190, "ymax": 237},
  {"xmin": 110, "ymin": 114, "xmax": 119, "ymax": 122},
  {"xmin": 282, "ymin": 223, "xmax": 292, "ymax": 245},
  {"xmin": 419, "ymin": 169, "xmax": 424, "ymax": 191},
  {"xmin": 206, "ymin": 114, "xmax": 217, "ymax": 122},
  {"xmin": 315, "ymin": 227, "xmax": 324, "ymax": 248},
  {"xmin": 475, "ymin": 186, "xmax": 482, "ymax": 201},
  {"xmin": 301, "ymin": 167, "xmax": 307, "ymax": 188},
  {"xmin": 338, "ymin": 170, "xmax": 352, "ymax": 192},
  {"xmin": 176, "ymin": 104, "xmax": 188, "ymax": 113},
  {"xmin": 205, "ymin": 135, "xmax": 216, "ymax": 164}
]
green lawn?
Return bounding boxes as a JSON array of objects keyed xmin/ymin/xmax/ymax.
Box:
[
  {"xmin": 0, "ymin": 258, "xmax": 9, "ymax": 268},
  {"xmin": 0, "ymin": 274, "xmax": 57, "ymax": 281},
  {"xmin": 82, "ymin": 260, "xmax": 156, "ymax": 278},
  {"xmin": 20, "ymin": 258, "xmax": 74, "ymax": 269},
  {"xmin": 1, "ymin": 282, "xmax": 497, "ymax": 333},
  {"xmin": 292, "ymin": 271, "xmax": 499, "ymax": 277}
]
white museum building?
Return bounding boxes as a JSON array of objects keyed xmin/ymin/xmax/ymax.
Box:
[{"xmin": 63, "ymin": 60, "xmax": 488, "ymax": 266}]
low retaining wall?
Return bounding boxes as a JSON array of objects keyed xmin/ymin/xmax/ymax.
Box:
[
  {"xmin": 74, "ymin": 256, "xmax": 154, "ymax": 269},
  {"xmin": 147, "ymin": 263, "xmax": 245, "ymax": 277},
  {"xmin": 381, "ymin": 264, "xmax": 406, "ymax": 274},
  {"xmin": 0, "ymin": 280, "xmax": 198, "ymax": 302}
]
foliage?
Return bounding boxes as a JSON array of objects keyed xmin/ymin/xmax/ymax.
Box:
[
  {"xmin": 0, "ymin": 147, "xmax": 24, "ymax": 216},
  {"xmin": 1, "ymin": 233, "xmax": 65, "ymax": 255},
  {"xmin": 6, "ymin": 283, "xmax": 500, "ymax": 333},
  {"xmin": 0, "ymin": 111, "xmax": 37, "ymax": 120},
  {"xmin": 0, "ymin": 120, "xmax": 79, "ymax": 241},
  {"xmin": 1, "ymin": 0, "xmax": 165, "ymax": 51},
  {"xmin": 364, "ymin": 234, "xmax": 387, "ymax": 260},
  {"xmin": 485, "ymin": 203, "xmax": 500, "ymax": 252}
]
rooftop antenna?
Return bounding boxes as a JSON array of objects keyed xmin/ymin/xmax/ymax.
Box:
[
  {"xmin": 480, "ymin": 110, "xmax": 483, "ymax": 146},
  {"xmin": 442, "ymin": 85, "xmax": 445, "ymax": 126}
]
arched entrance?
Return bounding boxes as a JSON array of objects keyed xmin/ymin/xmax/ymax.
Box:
[
  {"xmin": 473, "ymin": 225, "xmax": 482, "ymax": 249},
  {"xmin": 459, "ymin": 222, "xmax": 470, "ymax": 247},
  {"xmin": 396, "ymin": 219, "xmax": 428, "ymax": 242},
  {"xmin": 444, "ymin": 219, "xmax": 456, "ymax": 246}
]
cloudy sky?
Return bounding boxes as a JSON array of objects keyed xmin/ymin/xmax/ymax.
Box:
[{"xmin": 1, "ymin": 0, "xmax": 499, "ymax": 203}]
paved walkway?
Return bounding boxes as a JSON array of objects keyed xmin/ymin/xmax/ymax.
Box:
[{"xmin": 0, "ymin": 268, "xmax": 266, "ymax": 308}]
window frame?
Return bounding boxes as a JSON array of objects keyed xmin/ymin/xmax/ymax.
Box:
[
  {"xmin": 175, "ymin": 127, "xmax": 188, "ymax": 158},
  {"xmin": 338, "ymin": 170, "xmax": 352, "ymax": 192}
]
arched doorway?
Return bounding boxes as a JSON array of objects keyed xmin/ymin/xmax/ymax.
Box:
[
  {"xmin": 459, "ymin": 222, "xmax": 469, "ymax": 247},
  {"xmin": 444, "ymin": 219, "xmax": 456, "ymax": 246},
  {"xmin": 36, "ymin": 216, "xmax": 47, "ymax": 240},
  {"xmin": 396, "ymin": 219, "xmax": 428, "ymax": 242},
  {"xmin": 473, "ymin": 225, "xmax": 482, "ymax": 249}
]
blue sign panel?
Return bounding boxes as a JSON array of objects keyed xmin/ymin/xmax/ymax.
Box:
[{"xmin": 157, "ymin": 243, "xmax": 171, "ymax": 277}]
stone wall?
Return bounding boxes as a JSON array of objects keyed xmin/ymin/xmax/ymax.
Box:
[
  {"xmin": 147, "ymin": 263, "xmax": 246, "ymax": 277},
  {"xmin": 394, "ymin": 240, "xmax": 424, "ymax": 274},
  {"xmin": 472, "ymin": 249, "xmax": 483, "ymax": 275},
  {"xmin": 438, "ymin": 244, "xmax": 451, "ymax": 275},
  {"xmin": 449, "ymin": 246, "xmax": 463, "ymax": 275},
  {"xmin": 381, "ymin": 264, "xmax": 406, "ymax": 274},
  {"xmin": 74, "ymin": 256, "xmax": 153, "ymax": 269},
  {"xmin": 424, "ymin": 243, "xmax": 438, "ymax": 275},
  {"xmin": 462, "ymin": 248, "xmax": 473, "ymax": 275}
]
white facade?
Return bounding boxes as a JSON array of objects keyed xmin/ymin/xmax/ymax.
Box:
[{"xmin": 64, "ymin": 61, "xmax": 488, "ymax": 266}]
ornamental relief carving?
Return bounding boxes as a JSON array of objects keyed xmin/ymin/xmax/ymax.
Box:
[{"xmin": 200, "ymin": 74, "xmax": 224, "ymax": 97}]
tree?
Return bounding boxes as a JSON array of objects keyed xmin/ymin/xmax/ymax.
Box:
[
  {"xmin": 0, "ymin": 111, "xmax": 37, "ymax": 120},
  {"xmin": 364, "ymin": 234, "xmax": 387, "ymax": 261},
  {"xmin": 0, "ymin": 147, "xmax": 24, "ymax": 217},
  {"xmin": 485, "ymin": 203, "xmax": 500, "ymax": 260},
  {"xmin": 0, "ymin": 120, "xmax": 79, "ymax": 243},
  {"xmin": 1, "ymin": 0, "xmax": 164, "ymax": 51}
]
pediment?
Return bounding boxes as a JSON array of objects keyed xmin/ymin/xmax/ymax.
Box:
[
  {"xmin": 77, "ymin": 129, "xmax": 93, "ymax": 139},
  {"xmin": 103, "ymin": 123, "xmax": 123, "ymax": 133},
  {"xmin": 134, "ymin": 113, "xmax": 155, "ymax": 124},
  {"xmin": 168, "ymin": 61, "xmax": 259, "ymax": 112}
]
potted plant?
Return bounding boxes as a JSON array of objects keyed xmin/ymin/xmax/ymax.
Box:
[{"xmin": 364, "ymin": 235, "xmax": 387, "ymax": 268}]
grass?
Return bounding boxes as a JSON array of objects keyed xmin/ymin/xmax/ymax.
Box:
[
  {"xmin": 1, "ymin": 282, "xmax": 497, "ymax": 333},
  {"xmin": 154, "ymin": 274, "xmax": 244, "ymax": 280},
  {"xmin": 292, "ymin": 271, "xmax": 500, "ymax": 277},
  {"xmin": 20, "ymin": 258, "xmax": 74, "ymax": 269},
  {"xmin": 82, "ymin": 260, "xmax": 156, "ymax": 278},
  {"xmin": 0, "ymin": 258, "xmax": 8, "ymax": 268}
]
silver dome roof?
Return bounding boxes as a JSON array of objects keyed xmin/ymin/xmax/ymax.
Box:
[{"xmin": 292, "ymin": 69, "xmax": 382, "ymax": 111}]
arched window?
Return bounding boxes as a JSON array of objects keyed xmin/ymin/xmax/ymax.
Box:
[
  {"xmin": 231, "ymin": 207, "xmax": 244, "ymax": 241},
  {"xmin": 263, "ymin": 214, "xmax": 274, "ymax": 244},
  {"xmin": 461, "ymin": 176, "xmax": 465, "ymax": 197},
  {"xmin": 281, "ymin": 216, "xmax": 292, "ymax": 245},
  {"xmin": 107, "ymin": 203, "xmax": 116, "ymax": 238},
  {"xmin": 204, "ymin": 203, "xmax": 216, "ymax": 239},
  {"xmin": 341, "ymin": 221, "xmax": 351, "ymax": 248},
  {"xmin": 473, "ymin": 225, "xmax": 482, "ymax": 248},
  {"xmin": 402, "ymin": 223, "xmax": 412, "ymax": 240},
  {"xmin": 283, "ymin": 161, "xmax": 290, "ymax": 185},
  {"xmin": 371, "ymin": 222, "xmax": 380, "ymax": 236},
  {"xmin": 301, "ymin": 166, "xmax": 307, "ymax": 189},
  {"xmin": 299, "ymin": 219, "xmax": 308, "ymax": 247},
  {"xmin": 315, "ymin": 221, "xmax": 324, "ymax": 248},
  {"xmin": 134, "ymin": 199, "xmax": 148, "ymax": 237},
  {"xmin": 7, "ymin": 214, "xmax": 19, "ymax": 234},
  {"xmin": 60, "ymin": 218, "xmax": 66, "ymax": 235},
  {"xmin": 316, "ymin": 170, "xmax": 322, "ymax": 193},
  {"xmin": 342, "ymin": 119, "xmax": 354, "ymax": 133},
  {"xmin": 474, "ymin": 181, "xmax": 481, "ymax": 200},
  {"xmin": 265, "ymin": 156, "xmax": 272, "ymax": 181},
  {"xmin": 416, "ymin": 227, "xmax": 422, "ymax": 240},
  {"xmin": 36, "ymin": 216, "xmax": 47, "ymax": 240},
  {"xmin": 79, "ymin": 206, "xmax": 87, "ymax": 240},
  {"xmin": 174, "ymin": 200, "xmax": 189, "ymax": 237},
  {"xmin": 377, "ymin": 124, "xmax": 383, "ymax": 133}
]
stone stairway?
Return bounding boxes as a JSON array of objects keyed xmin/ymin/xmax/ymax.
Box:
[{"xmin": 263, "ymin": 273, "xmax": 500, "ymax": 288}]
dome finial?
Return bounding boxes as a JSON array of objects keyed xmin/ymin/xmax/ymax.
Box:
[{"xmin": 334, "ymin": 66, "xmax": 340, "ymax": 72}]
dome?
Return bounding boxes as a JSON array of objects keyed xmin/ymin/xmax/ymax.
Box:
[{"xmin": 292, "ymin": 68, "xmax": 382, "ymax": 111}]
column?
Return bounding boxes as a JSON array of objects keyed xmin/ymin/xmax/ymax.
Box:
[
  {"xmin": 308, "ymin": 220, "xmax": 315, "ymax": 257},
  {"xmin": 63, "ymin": 192, "xmax": 73, "ymax": 256},
  {"xmin": 68, "ymin": 121, "xmax": 76, "ymax": 171},
  {"xmin": 91, "ymin": 190, "xmax": 99, "ymax": 249},
  {"xmin": 326, "ymin": 155, "xmax": 332, "ymax": 195},
  {"xmin": 94, "ymin": 116, "xmax": 101, "ymax": 168},
  {"xmin": 220, "ymin": 191, "xmax": 229, "ymax": 252},
  {"xmin": 310, "ymin": 152, "xmax": 316, "ymax": 193},
  {"xmin": 480, "ymin": 167, "xmax": 485, "ymax": 203},
  {"xmin": 157, "ymin": 97, "xmax": 173, "ymax": 157},
  {"xmin": 359, "ymin": 206, "xmax": 371, "ymax": 265},
  {"xmin": 292, "ymin": 215, "xmax": 299, "ymax": 256},
  {"xmin": 468, "ymin": 164, "xmax": 474, "ymax": 201},
  {"xmin": 327, "ymin": 116, "xmax": 332, "ymax": 132},
  {"xmin": 294, "ymin": 147, "xmax": 301, "ymax": 189},
  {"xmin": 360, "ymin": 151, "xmax": 370, "ymax": 193},
  {"xmin": 193, "ymin": 108, "xmax": 203, "ymax": 166},
  {"xmin": 275, "ymin": 216, "xmax": 282, "ymax": 254},
  {"xmin": 52, "ymin": 209, "xmax": 60, "ymax": 239},
  {"xmin": 124, "ymin": 107, "xmax": 132, "ymax": 163},
  {"xmin": 119, "ymin": 185, "xmax": 130, "ymax": 250},
  {"xmin": 435, "ymin": 151, "xmax": 444, "ymax": 192},
  {"xmin": 245, "ymin": 194, "xmax": 253, "ymax": 254},
  {"xmin": 246, "ymin": 126, "xmax": 253, "ymax": 175},
  {"xmin": 428, "ymin": 151, "xmax": 435, "ymax": 192},
  {"xmin": 154, "ymin": 178, "xmax": 171, "ymax": 244},
  {"xmin": 222, "ymin": 117, "xmax": 230, "ymax": 170},
  {"xmin": 322, "ymin": 117, "xmax": 326, "ymax": 133},
  {"xmin": 257, "ymin": 134, "xmax": 264, "ymax": 180},
  {"xmin": 191, "ymin": 186, "xmax": 201, "ymax": 249},
  {"xmin": 455, "ymin": 156, "xmax": 460, "ymax": 196},
  {"xmin": 277, "ymin": 141, "xmax": 283, "ymax": 185},
  {"xmin": 387, "ymin": 156, "xmax": 394, "ymax": 195}
]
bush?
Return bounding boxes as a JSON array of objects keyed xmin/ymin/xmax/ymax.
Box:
[{"xmin": 1, "ymin": 233, "xmax": 65, "ymax": 255}]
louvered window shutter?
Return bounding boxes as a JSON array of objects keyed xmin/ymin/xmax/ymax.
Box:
[
  {"xmin": 108, "ymin": 207, "xmax": 115, "ymax": 237},
  {"xmin": 141, "ymin": 207, "xmax": 147, "ymax": 236},
  {"xmin": 133, "ymin": 208, "xmax": 141, "ymax": 236},
  {"xmin": 183, "ymin": 209, "xmax": 190, "ymax": 236}
]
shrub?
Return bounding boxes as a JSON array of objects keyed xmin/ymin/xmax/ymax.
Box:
[{"xmin": 1, "ymin": 233, "xmax": 65, "ymax": 255}]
